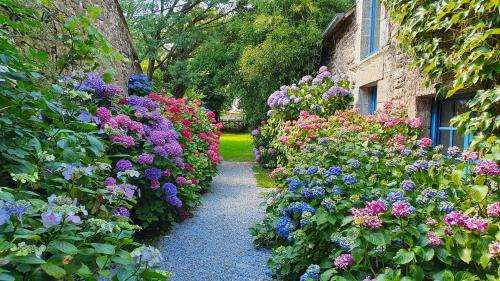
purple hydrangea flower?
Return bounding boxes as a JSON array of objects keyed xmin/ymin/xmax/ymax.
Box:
[
  {"xmin": 144, "ymin": 167, "xmax": 162, "ymax": 181},
  {"xmin": 113, "ymin": 207, "xmax": 130, "ymax": 217},
  {"xmin": 116, "ymin": 159, "xmax": 133, "ymax": 171},
  {"xmin": 400, "ymin": 180, "xmax": 416, "ymax": 192},
  {"xmin": 137, "ymin": 153, "xmax": 154, "ymax": 165}
]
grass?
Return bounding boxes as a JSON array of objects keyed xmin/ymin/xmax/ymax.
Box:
[
  {"xmin": 219, "ymin": 133, "xmax": 254, "ymax": 162},
  {"xmin": 252, "ymin": 165, "xmax": 276, "ymax": 188},
  {"xmin": 219, "ymin": 133, "xmax": 276, "ymax": 188}
]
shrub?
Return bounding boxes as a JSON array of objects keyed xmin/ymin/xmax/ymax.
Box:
[
  {"xmin": 252, "ymin": 66, "xmax": 352, "ymax": 169},
  {"xmin": 252, "ymin": 102, "xmax": 499, "ymax": 280}
]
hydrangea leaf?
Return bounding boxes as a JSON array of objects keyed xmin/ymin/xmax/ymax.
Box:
[{"xmin": 40, "ymin": 262, "xmax": 66, "ymax": 279}]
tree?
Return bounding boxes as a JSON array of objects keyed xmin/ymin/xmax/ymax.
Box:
[{"xmin": 120, "ymin": 0, "xmax": 240, "ymax": 97}]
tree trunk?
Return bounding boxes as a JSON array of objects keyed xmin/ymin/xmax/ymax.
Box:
[{"xmin": 146, "ymin": 59, "xmax": 155, "ymax": 80}]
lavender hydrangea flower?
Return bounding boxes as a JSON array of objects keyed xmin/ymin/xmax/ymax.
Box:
[
  {"xmin": 41, "ymin": 211, "xmax": 63, "ymax": 228},
  {"xmin": 400, "ymin": 180, "xmax": 416, "ymax": 192},
  {"xmin": 116, "ymin": 159, "xmax": 133, "ymax": 171},
  {"xmin": 386, "ymin": 191, "xmax": 406, "ymax": 202}
]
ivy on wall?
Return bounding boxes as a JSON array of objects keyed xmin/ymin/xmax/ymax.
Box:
[{"xmin": 383, "ymin": 0, "xmax": 499, "ymax": 155}]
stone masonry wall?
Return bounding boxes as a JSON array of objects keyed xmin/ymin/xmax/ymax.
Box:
[
  {"xmin": 54, "ymin": 0, "xmax": 141, "ymax": 89},
  {"xmin": 324, "ymin": 3, "xmax": 435, "ymax": 134}
]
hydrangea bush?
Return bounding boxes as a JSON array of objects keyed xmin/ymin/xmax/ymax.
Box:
[
  {"xmin": 251, "ymin": 102, "xmax": 499, "ymax": 280},
  {"xmin": 253, "ymin": 66, "xmax": 353, "ymax": 169}
]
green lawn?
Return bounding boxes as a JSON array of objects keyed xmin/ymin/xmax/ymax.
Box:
[
  {"xmin": 219, "ymin": 133, "xmax": 254, "ymax": 162},
  {"xmin": 252, "ymin": 165, "xmax": 276, "ymax": 188}
]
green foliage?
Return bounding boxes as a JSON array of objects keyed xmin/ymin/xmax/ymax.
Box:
[
  {"xmin": 251, "ymin": 103, "xmax": 499, "ymax": 280},
  {"xmin": 383, "ymin": 0, "xmax": 499, "ymax": 154}
]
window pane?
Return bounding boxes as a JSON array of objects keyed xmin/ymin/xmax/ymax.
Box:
[
  {"xmin": 438, "ymin": 129, "xmax": 451, "ymax": 149},
  {"xmin": 454, "ymin": 99, "xmax": 468, "ymax": 115},
  {"xmin": 453, "ymin": 131, "xmax": 464, "ymax": 149},
  {"xmin": 439, "ymin": 101, "xmax": 454, "ymax": 127}
]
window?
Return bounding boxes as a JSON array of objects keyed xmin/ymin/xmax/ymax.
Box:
[
  {"xmin": 361, "ymin": 0, "xmax": 381, "ymax": 59},
  {"xmin": 430, "ymin": 95, "xmax": 473, "ymax": 150},
  {"xmin": 369, "ymin": 86, "xmax": 377, "ymax": 115}
]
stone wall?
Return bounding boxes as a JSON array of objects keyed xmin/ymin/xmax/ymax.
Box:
[
  {"xmin": 54, "ymin": 0, "xmax": 141, "ymax": 89},
  {"xmin": 323, "ymin": 1, "xmax": 436, "ymax": 134}
]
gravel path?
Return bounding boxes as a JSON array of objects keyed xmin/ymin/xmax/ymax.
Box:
[{"xmin": 157, "ymin": 162, "xmax": 271, "ymax": 281}]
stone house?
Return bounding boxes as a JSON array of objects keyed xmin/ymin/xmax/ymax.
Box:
[{"xmin": 321, "ymin": 0, "xmax": 472, "ymax": 150}]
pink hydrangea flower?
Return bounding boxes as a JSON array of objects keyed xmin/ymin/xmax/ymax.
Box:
[
  {"xmin": 427, "ymin": 231, "xmax": 442, "ymax": 248},
  {"xmin": 474, "ymin": 160, "xmax": 500, "ymax": 176},
  {"xmin": 150, "ymin": 180, "xmax": 160, "ymax": 190},
  {"xmin": 425, "ymin": 217, "xmax": 438, "ymax": 227},
  {"xmin": 489, "ymin": 242, "xmax": 500, "ymax": 258},
  {"xmin": 487, "ymin": 202, "xmax": 500, "ymax": 217},
  {"xmin": 419, "ymin": 137, "xmax": 432, "ymax": 148},
  {"xmin": 461, "ymin": 151, "xmax": 479, "ymax": 162},
  {"xmin": 334, "ymin": 254, "xmax": 353, "ymax": 270}
]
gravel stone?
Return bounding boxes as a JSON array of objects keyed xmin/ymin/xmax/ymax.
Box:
[{"xmin": 157, "ymin": 162, "xmax": 271, "ymax": 281}]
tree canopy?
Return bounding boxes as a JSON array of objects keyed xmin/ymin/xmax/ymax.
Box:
[{"xmin": 121, "ymin": 0, "xmax": 353, "ymax": 125}]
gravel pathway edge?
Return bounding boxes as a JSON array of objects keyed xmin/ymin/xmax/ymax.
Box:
[{"xmin": 157, "ymin": 161, "xmax": 271, "ymax": 281}]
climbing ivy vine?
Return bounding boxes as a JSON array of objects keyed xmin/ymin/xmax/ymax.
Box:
[{"xmin": 383, "ymin": 0, "xmax": 499, "ymax": 155}]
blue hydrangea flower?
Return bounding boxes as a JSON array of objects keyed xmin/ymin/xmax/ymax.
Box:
[
  {"xmin": 311, "ymin": 185, "xmax": 325, "ymax": 198},
  {"xmin": 437, "ymin": 190, "xmax": 448, "ymax": 201},
  {"xmin": 439, "ymin": 202, "xmax": 455, "ymax": 213},
  {"xmin": 306, "ymin": 166, "xmax": 318, "ymax": 175},
  {"xmin": 422, "ymin": 188, "xmax": 437, "ymax": 199},
  {"xmin": 333, "ymin": 237, "xmax": 351, "ymax": 252},
  {"xmin": 288, "ymin": 179, "xmax": 302, "ymax": 192},
  {"xmin": 276, "ymin": 217, "xmax": 295, "ymax": 238},
  {"xmin": 386, "ymin": 191, "xmax": 406, "ymax": 202},
  {"xmin": 400, "ymin": 180, "xmax": 416, "ymax": 192},
  {"xmin": 0, "ymin": 208, "xmax": 9, "ymax": 226},
  {"xmin": 373, "ymin": 151, "xmax": 382, "ymax": 157},
  {"xmin": 348, "ymin": 159, "xmax": 361, "ymax": 170},
  {"xmin": 415, "ymin": 150, "xmax": 428, "ymax": 157},
  {"xmin": 331, "ymin": 186, "xmax": 343, "ymax": 195},
  {"xmin": 326, "ymin": 166, "xmax": 342, "ymax": 177},
  {"xmin": 400, "ymin": 149, "xmax": 412, "ymax": 157},
  {"xmin": 291, "ymin": 202, "xmax": 316, "ymax": 214},
  {"xmin": 301, "ymin": 188, "xmax": 313, "ymax": 198},
  {"xmin": 342, "ymin": 174, "xmax": 356, "ymax": 185},
  {"xmin": 299, "ymin": 264, "xmax": 320, "ymax": 281}
]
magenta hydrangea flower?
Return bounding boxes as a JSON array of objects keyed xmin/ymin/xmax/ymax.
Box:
[
  {"xmin": 392, "ymin": 202, "xmax": 412, "ymax": 218},
  {"xmin": 150, "ymin": 180, "xmax": 160, "ymax": 190},
  {"xmin": 465, "ymin": 216, "xmax": 488, "ymax": 232},
  {"xmin": 487, "ymin": 202, "xmax": 500, "ymax": 217},
  {"xmin": 474, "ymin": 160, "xmax": 500, "ymax": 176},
  {"xmin": 116, "ymin": 159, "xmax": 133, "ymax": 171},
  {"xmin": 444, "ymin": 211, "xmax": 468, "ymax": 227},
  {"xmin": 137, "ymin": 153, "xmax": 154, "ymax": 165},
  {"xmin": 175, "ymin": 176, "xmax": 189, "ymax": 186},
  {"xmin": 365, "ymin": 200, "xmax": 387, "ymax": 215},
  {"xmin": 334, "ymin": 254, "xmax": 353, "ymax": 270},
  {"xmin": 427, "ymin": 231, "xmax": 442, "ymax": 248}
]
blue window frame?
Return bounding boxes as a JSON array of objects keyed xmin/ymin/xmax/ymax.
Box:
[
  {"xmin": 369, "ymin": 86, "xmax": 377, "ymax": 115},
  {"xmin": 368, "ymin": 0, "xmax": 380, "ymax": 55},
  {"xmin": 430, "ymin": 95, "xmax": 473, "ymax": 150}
]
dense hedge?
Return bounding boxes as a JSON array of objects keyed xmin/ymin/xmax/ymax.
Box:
[
  {"xmin": 0, "ymin": 2, "xmax": 221, "ymax": 280},
  {"xmin": 251, "ymin": 69, "xmax": 499, "ymax": 280}
]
